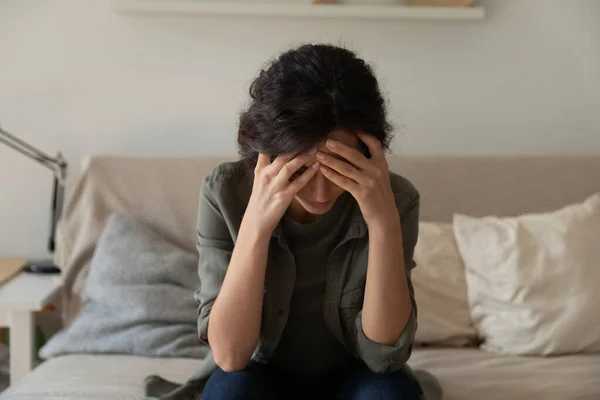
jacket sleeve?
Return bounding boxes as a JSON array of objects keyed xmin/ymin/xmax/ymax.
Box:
[
  {"xmin": 354, "ymin": 191, "xmax": 420, "ymax": 373},
  {"xmin": 193, "ymin": 177, "xmax": 234, "ymax": 345}
]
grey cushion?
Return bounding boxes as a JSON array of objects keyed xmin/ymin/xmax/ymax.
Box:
[{"xmin": 40, "ymin": 213, "xmax": 207, "ymax": 359}]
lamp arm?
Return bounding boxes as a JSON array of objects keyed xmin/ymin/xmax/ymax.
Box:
[
  {"xmin": 0, "ymin": 126, "xmax": 68, "ymax": 182},
  {"xmin": 0, "ymin": 124, "xmax": 68, "ymax": 253}
]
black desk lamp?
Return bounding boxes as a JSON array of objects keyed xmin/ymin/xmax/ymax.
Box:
[{"xmin": 0, "ymin": 124, "xmax": 67, "ymax": 272}]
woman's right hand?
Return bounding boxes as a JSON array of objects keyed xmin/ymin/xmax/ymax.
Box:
[{"xmin": 244, "ymin": 150, "xmax": 320, "ymax": 235}]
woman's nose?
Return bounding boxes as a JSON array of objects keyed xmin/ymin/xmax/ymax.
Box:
[{"xmin": 311, "ymin": 172, "xmax": 329, "ymax": 202}]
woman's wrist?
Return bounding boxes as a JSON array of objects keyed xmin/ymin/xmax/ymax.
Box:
[
  {"xmin": 240, "ymin": 211, "xmax": 275, "ymax": 243},
  {"xmin": 366, "ymin": 213, "xmax": 401, "ymax": 236}
]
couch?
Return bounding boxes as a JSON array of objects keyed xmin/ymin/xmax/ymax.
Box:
[{"xmin": 1, "ymin": 155, "xmax": 599, "ymax": 400}]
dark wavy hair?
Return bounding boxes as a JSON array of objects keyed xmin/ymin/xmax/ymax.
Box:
[{"xmin": 237, "ymin": 44, "xmax": 393, "ymax": 164}]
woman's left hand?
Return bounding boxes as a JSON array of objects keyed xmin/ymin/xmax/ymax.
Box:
[{"xmin": 317, "ymin": 134, "xmax": 400, "ymax": 230}]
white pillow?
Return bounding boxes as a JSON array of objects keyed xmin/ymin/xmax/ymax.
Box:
[
  {"xmin": 413, "ymin": 222, "xmax": 478, "ymax": 346},
  {"xmin": 453, "ymin": 193, "xmax": 600, "ymax": 356}
]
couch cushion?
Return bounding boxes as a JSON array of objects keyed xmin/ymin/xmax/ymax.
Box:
[
  {"xmin": 410, "ymin": 348, "xmax": 600, "ymax": 400},
  {"xmin": 3, "ymin": 350, "xmax": 599, "ymax": 400},
  {"xmin": 0, "ymin": 354, "xmax": 200, "ymax": 400},
  {"xmin": 412, "ymin": 222, "xmax": 477, "ymax": 346}
]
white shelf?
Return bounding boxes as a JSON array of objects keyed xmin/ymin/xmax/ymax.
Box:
[
  {"xmin": 0, "ymin": 272, "xmax": 61, "ymax": 311},
  {"xmin": 111, "ymin": 0, "xmax": 485, "ymax": 21}
]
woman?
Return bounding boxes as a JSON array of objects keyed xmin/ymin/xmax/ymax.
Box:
[{"xmin": 196, "ymin": 44, "xmax": 422, "ymax": 399}]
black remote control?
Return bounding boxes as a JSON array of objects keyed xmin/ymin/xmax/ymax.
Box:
[{"xmin": 22, "ymin": 259, "xmax": 62, "ymax": 274}]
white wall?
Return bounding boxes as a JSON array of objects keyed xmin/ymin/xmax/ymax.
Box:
[{"xmin": 1, "ymin": 0, "xmax": 599, "ymax": 258}]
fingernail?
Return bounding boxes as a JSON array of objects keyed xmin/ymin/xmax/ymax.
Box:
[
  {"xmin": 316, "ymin": 151, "xmax": 325, "ymax": 159},
  {"xmin": 326, "ymin": 139, "xmax": 337, "ymax": 148},
  {"xmin": 312, "ymin": 161, "xmax": 320, "ymax": 169},
  {"xmin": 308, "ymin": 148, "xmax": 317, "ymax": 155},
  {"xmin": 320, "ymin": 166, "xmax": 328, "ymax": 173}
]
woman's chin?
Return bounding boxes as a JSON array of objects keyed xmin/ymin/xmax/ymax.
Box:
[{"xmin": 297, "ymin": 198, "xmax": 335, "ymax": 215}]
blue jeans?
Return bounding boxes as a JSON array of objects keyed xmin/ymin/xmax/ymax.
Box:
[{"xmin": 200, "ymin": 361, "xmax": 421, "ymax": 400}]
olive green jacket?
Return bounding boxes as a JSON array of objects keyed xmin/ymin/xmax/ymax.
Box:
[{"xmin": 144, "ymin": 159, "xmax": 423, "ymax": 399}]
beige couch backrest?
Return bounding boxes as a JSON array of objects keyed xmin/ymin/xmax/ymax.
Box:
[
  {"xmin": 57, "ymin": 155, "xmax": 600, "ymax": 324},
  {"xmin": 387, "ymin": 156, "xmax": 600, "ymax": 220},
  {"xmin": 57, "ymin": 156, "xmax": 235, "ymax": 324}
]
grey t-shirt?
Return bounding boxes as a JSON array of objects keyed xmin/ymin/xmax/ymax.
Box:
[{"xmin": 269, "ymin": 193, "xmax": 356, "ymax": 375}]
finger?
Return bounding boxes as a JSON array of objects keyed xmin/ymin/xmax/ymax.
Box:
[
  {"xmin": 283, "ymin": 161, "xmax": 320, "ymax": 195},
  {"xmin": 319, "ymin": 165, "xmax": 359, "ymax": 194},
  {"xmin": 256, "ymin": 153, "xmax": 271, "ymax": 169},
  {"xmin": 316, "ymin": 151, "xmax": 368, "ymax": 185},
  {"xmin": 325, "ymin": 139, "xmax": 372, "ymax": 171},
  {"xmin": 357, "ymin": 133, "xmax": 385, "ymax": 160},
  {"xmin": 276, "ymin": 150, "xmax": 318, "ymax": 183},
  {"xmin": 267, "ymin": 153, "xmax": 294, "ymax": 174}
]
